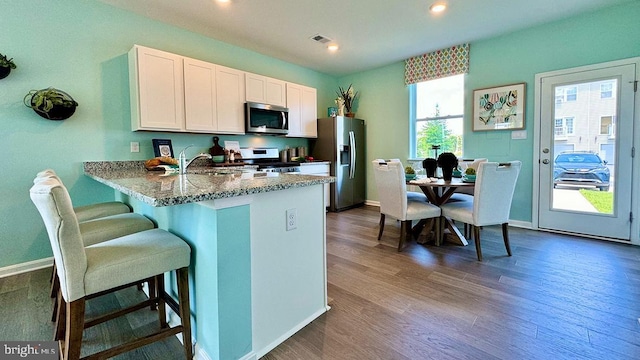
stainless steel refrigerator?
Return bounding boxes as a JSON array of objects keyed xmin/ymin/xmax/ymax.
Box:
[{"xmin": 312, "ymin": 116, "xmax": 365, "ymax": 212}]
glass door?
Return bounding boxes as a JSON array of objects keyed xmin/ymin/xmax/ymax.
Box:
[{"xmin": 538, "ymin": 63, "xmax": 635, "ymax": 240}]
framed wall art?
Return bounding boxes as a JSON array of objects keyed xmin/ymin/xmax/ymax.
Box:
[
  {"xmin": 152, "ymin": 138, "xmax": 174, "ymax": 158},
  {"xmin": 472, "ymin": 82, "xmax": 526, "ymax": 131}
]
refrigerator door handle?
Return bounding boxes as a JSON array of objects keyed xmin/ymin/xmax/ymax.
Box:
[{"xmin": 349, "ymin": 130, "xmax": 356, "ymax": 179}]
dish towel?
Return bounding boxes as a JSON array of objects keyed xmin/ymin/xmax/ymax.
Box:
[{"xmin": 410, "ymin": 177, "xmax": 437, "ymax": 184}]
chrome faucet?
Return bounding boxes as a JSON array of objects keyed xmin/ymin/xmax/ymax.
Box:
[{"xmin": 179, "ymin": 145, "xmax": 212, "ymax": 174}]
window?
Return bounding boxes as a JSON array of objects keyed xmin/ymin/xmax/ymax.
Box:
[
  {"xmin": 555, "ymin": 86, "xmax": 577, "ymax": 103},
  {"xmin": 600, "ymin": 115, "xmax": 616, "ymax": 135},
  {"xmin": 554, "ymin": 117, "xmax": 574, "ymax": 136},
  {"xmin": 410, "ymin": 74, "xmax": 464, "ymax": 158},
  {"xmin": 600, "ymin": 83, "xmax": 613, "ymax": 98}
]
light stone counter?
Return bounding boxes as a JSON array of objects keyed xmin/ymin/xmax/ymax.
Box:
[{"xmin": 83, "ymin": 161, "xmax": 334, "ymax": 207}]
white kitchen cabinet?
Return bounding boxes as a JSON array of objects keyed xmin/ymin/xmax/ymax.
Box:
[
  {"xmin": 286, "ymin": 82, "xmax": 317, "ymax": 138},
  {"xmin": 129, "ymin": 45, "xmax": 185, "ymax": 131},
  {"xmin": 245, "ymin": 73, "xmax": 286, "ymax": 107},
  {"xmin": 216, "ymin": 65, "xmax": 246, "ymax": 134},
  {"xmin": 184, "ymin": 57, "xmax": 217, "ymax": 132},
  {"xmin": 299, "ymin": 163, "xmax": 330, "ymax": 207}
]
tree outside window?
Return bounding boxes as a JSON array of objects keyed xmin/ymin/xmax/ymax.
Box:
[{"xmin": 410, "ymin": 74, "xmax": 464, "ymax": 158}]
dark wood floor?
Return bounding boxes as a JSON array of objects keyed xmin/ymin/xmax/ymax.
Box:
[
  {"xmin": 264, "ymin": 205, "xmax": 640, "ymax": 360},
  {"xmin": 3, "ymin": 205, "xmax": 640, "ymax": 359}
]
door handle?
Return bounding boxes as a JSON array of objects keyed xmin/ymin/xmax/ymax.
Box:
[{"xmin": 542, "ymin": 159, "xmax": 550, "ymax": 164}]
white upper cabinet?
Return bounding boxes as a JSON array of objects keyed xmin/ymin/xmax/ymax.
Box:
[
  {"xmin": 246, "ymin": 73, "xmax": 286, "ymax": 107},
  {"xmin": 287, "ymin": 82, "xmax": 317, "ymax": 138},
  {"xmin": 215, "ymin": 65, "xmax": 246, "ymax": 134},
  {"xmin": 184, "ymin": 57, "xmax": 217, "ymax": 132},
  {"xmin": 129, "ymin": 45, "xmax": 315, "ymax": 137},
  {"xmin": 130, "ymin": 45, "xmax": 245, "ymax": 134},
  {"xmin": 129, "ymin": 46, "xmax": 185, "ymax": 131}
]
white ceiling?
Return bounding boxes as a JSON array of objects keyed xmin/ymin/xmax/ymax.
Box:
[{"xmin": 99, "ymin": 0, "xmax": 632, "ymax": 76}]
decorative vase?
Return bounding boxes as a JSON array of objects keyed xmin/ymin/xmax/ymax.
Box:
[
  {"xmin": 346, "ymin": 112, "xmax": 356, "ymax": 118},
  {"xmin": 337, "ymin": 106, "xmax": 344, "ymax": 116},
  {"xmin": 422, "ymin": 158, "xmax": 437, "ymax": 178},
  {"xmin": 441, "ymin": 166, "xmax": 454, "ymax": 181}
]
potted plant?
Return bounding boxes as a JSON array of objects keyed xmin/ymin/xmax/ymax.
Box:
[
  {"xmin": 336, "ymin": 84, "xmax": 359, "ymax": 117},
  {"xmin": 405, "ymin": 166, "xmax": 416, "ymax": 180},
  {"xmin": 0, "ymin": 53, "xmax": 17, "ymax": 79},
  {"xmin": 437, "ymin": 152, "xmax": 458, "ymax": 181},
  {"xmin": 24, "ymin": 87, "xmax": 78, "ymax": 120}
]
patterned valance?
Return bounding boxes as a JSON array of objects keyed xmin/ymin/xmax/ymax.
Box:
[{"xmin": 404, "ymin": 44, "xmax": 470, "ymax": 85}]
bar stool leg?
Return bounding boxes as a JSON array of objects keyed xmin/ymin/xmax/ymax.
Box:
[{"xmin": 177, "ymin": 267, "xmax": 193, "ymax": 360}]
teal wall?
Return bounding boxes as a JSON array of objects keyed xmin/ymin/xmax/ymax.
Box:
[
  {"xmin": 0, "ymin": 0, "xmax": 336, "ymax": 268},
  {"xmin": 4, "ymin": 1, "xmax": 640, "ymax": 268},
  {"xmin": 341, "ymin": 2, "xmax": 640, "ymax": 222}
]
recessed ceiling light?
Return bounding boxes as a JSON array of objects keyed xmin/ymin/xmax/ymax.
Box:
[
  {"xmin": 429, "ymin": 2, "xmax": 447, "ymax": 13},
  {"xmin": 216, "ymin": 0, "xmax": 231, "ymax": 3},
  {"xmin": 327, "ymin": 44, "xmax": 339, "ymax": 52}
]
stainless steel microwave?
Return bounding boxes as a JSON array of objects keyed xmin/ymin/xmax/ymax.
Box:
[{"xmin": 245, "ymin": 102, "xmax": 289, "ymax": 135}]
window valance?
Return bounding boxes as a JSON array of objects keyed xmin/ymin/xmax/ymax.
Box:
[{"xmin": 404, "ymin": 44, "xmax": 470, "ymax": 85}]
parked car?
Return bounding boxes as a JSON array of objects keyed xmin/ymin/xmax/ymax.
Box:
[{"xmin": 553, "ymin": 151, "xmax": 610, "ymax": 191}]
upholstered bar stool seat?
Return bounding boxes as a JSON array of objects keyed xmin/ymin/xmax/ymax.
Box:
[{"xmin": 30, "ymin": 178, "xmax": 193, "ymax": 360}]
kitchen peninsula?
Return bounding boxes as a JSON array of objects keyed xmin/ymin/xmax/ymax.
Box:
[{"xmin": 84, "ymin": 161, "xmax": 334, "ymax": 360}]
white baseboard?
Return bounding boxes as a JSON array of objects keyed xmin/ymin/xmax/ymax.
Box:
[
  {"xmin": 0, "ymin": 257, "xmax": 53, "ymax": 278},
  {"xmin": 509, "ymin": 219, "xmax": 533, "ymax": 229},
  {"xmin": 364, "ymin": 200, "xmax": 379, "ymax": 207}
]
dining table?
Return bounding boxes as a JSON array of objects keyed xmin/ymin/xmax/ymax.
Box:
[{"xmin": 408, "ymin": 176, "xmax": 476, "ymax": 246}]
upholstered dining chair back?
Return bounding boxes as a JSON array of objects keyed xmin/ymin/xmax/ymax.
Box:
[
  {"xmin": 372, "ymin": 160, "xmax": 408, "ymax": 220},
  {"xmin": 30, "ymin": 178, "xmax": 88, "ymax": 302},
  {"xmin": 458, "ymin": 158, "xmax": 488, "ymax": 172},
  {"xmin": 473, "ymin": 161, "xmax": 522, "ymax": 226}
]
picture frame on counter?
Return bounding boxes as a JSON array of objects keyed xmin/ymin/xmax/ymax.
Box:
[{"xmin": 152, "ymin": 139, "xmax": 174, "ymax": 158}]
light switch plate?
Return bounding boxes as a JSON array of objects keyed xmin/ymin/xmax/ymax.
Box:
[
  {"xmin": 130, "ymin": 142, "xmax": 140, "ymax": 152},
  {"xmin": 511, "ymin": 130, "xmax": 527, "ymax": 140}
]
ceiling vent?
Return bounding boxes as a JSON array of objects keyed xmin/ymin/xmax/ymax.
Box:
[{"xmin": 310, "ymin": 34, "xmax": 332, "ymax": 44}]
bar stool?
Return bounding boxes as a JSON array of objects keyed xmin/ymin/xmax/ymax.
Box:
[
  {"xmin": 34, "ymin": 171, "xmax": 156, "ymax": 327},
  {"xmin": 30, "ymin": 177, "xmax": 193, "ymax": 360},
  {"xmin": 35, "ymin": 169, "xmax": 132, "ymax": 221}
]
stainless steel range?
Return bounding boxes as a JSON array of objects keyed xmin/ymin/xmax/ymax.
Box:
[{"xmin": 240, "ymin": 148, "xmax": 301, "ymax": 173}]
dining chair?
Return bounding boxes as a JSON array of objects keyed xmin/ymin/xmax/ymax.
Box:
[
  {"xmin": 381, "ymin": 159, "xmax": 428, "ymax": 202},
  {"xmin": 30, "ymin": 177, "xmax": 193, "ymax": 360},
  {"xmin": 455, "ymin": 158, "xmax": 487, "ymax": 197},
  {"xmin": 372, "ymin": 160, "xmax": 441, "ymax": 251},
  {"xmin": 438, "ymin": 161, "xmax": 521, "ymax": 261}
]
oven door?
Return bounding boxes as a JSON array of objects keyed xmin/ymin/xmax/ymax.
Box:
[{"xmin": 245, "ymin": 102, "xmax": 289, "ymax": 135}]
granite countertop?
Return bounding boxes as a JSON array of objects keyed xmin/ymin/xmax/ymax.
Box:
[{"xmin": 83, "ymin": 161, "xmax": 335, "ymax": 207}]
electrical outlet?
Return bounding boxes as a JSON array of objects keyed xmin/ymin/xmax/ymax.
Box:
[
  {"xmin": 130, "ymin": 142, "xmax": 140, "ymax": 153},
  {"xmin": 286, "ymin": 208, "xmax": 297, "ymax": 231}
]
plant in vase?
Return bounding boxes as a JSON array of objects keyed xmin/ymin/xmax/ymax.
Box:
[
  {"xmin": 0, "ymin": 53, "xmax": 17, "ymax": 79},
  {"xmin": 336, "ymin": 84, "xmax": 358, "ymax": 117},
  {"xmin": 24, "ymin": 87, "xmax": 78, "ymax": 120},
  {"xmin": 463, "ymin": 167, "xmax": 477, "ymax": 182},
  {"xmin": 404, "ymin": 166, "xmax": 416, "ymax": 180},
  {"xmin": 437, "ymin": 152, "xmax": 458, "ymax": 181}
]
